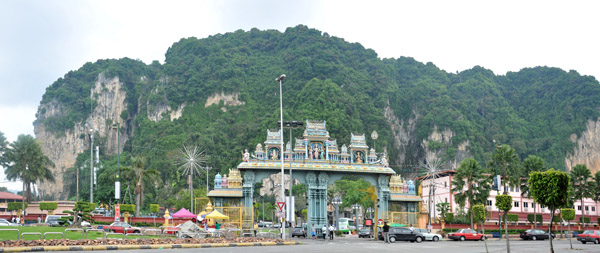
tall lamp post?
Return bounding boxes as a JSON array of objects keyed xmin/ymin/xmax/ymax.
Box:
[
  {"xmin": 275, "ymin": 74, "xmax": 286, "ymax": 239},
  {"xmin": 203, "ymin": 166, "xmax": 212, "ymax": 194},
  {"xmin": 352, "ymin": 204, "xmax": 361, "ymax": 233},
  {"xmin": 112, "ymin": 122, "xmax": 121, "ymax": 204},
  {"xmin": 279, "ymin": 120, "xmax": 303, "ymax": 238},
  {"xmin": 332, "ymin": 197, "xmax": 342, "ymax": 230}
]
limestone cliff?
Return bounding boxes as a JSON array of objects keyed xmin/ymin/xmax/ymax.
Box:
[
  {"xmin": 34, "ymin": 73, "xmax": 130, "ymax": 199},
  {"xmin": 259, "ymin": 172, "xmax": 300, "ymax": 200},
  {"xmin": 565, "ymin": 119, "xmax": 600, "ymax": 174}
]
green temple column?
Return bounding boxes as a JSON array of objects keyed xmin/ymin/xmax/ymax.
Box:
[
  {"xmin": 377, "ymin": 175, "xmax": 391, "ymax": 220},
  {"xmin": 306, "ymin": 172, "xmax": 329, "ymax": 236},
  {"xmin": 242, "ymin": 171, "xmax": 255, "ymax": 216}
]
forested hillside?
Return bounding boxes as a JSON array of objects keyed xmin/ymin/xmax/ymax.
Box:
[{"xmin": 34, "ymin": 25, "xmax": 600, "ymax": 209}]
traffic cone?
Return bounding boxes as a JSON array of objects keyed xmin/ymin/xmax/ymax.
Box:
[{"xmin": 352, "ymin": 230, "xmax": 355, "ymax": 235}]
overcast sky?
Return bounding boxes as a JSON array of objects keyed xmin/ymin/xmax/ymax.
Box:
[{"xmin": 1, "ymin": 0, "xmax": 599, "ymax": 190}]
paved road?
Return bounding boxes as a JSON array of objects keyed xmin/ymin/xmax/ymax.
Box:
[{"xmin": 77, "ymin": 235, "xmax": 600, "ymax": 253}]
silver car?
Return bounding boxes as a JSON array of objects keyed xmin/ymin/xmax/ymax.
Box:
[
  {"xmin": 0, "ymin": 218, "xmax": 20, "ymax": 227},
  {"xmin": 414, "ymin": 228, "xmax": 442, "ymax": 241}
]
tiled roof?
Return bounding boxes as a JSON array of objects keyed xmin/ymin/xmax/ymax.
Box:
[{"xmin": 0, "ymin": 191, "xmax": 23, "ymax": 200}]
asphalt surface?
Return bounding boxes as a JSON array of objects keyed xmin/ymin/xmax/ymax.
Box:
[{"xmin": 62, "ymin": 234, "xmax": 599, "ymax": 253}]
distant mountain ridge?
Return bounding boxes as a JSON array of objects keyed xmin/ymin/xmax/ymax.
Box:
[{"xmin": 32, "ymin": 25, "xmax": 600, "ymax": 204}]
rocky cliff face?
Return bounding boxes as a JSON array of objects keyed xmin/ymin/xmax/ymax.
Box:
[
  {"xmin": 260, "ymin": 172, "xmax": 300, "ymax": 200},
  {"xmin": 565, "ymin": 119, "xmax": 600, "ymax": 174},
  {"xmin": 34, "ymin": 73, "xmax": 129, "ymax": 199}
]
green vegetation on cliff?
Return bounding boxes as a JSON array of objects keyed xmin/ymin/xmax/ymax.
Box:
[{"xmin": 36, "ymin": 25, "xmax": 600, "ymax": 209}]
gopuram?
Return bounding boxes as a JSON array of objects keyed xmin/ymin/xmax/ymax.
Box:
[{"xmin": 208, "ymin": 120, "xmax": 422, "ymax": 230}]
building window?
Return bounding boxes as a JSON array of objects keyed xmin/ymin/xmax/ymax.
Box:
[
  {"xmin": 487, "ymin": 200, "xmax": 492, "ymax": 206},
  {"xmin": 515, "ymin": 187, "xmax": 519, "ymax": 192},
  {"xmin": 514, "ymin": 202, "xmax": 519, "ymax": 207},
  {"xmin": 585, "ymin": 206, "xmax": 589, "ymax": 211},
  {"xmin": 524, "ymin": 202, "xmax": 528, "ymax": 208},
  {"xmin": 509, "ymin": 186, "xmax": 513, "ymax": 192},
  {"xmin": 578, "ymin": 206, "xmax": 582, "ymax": 211},
  {"xmin": 445, "ymin": 198, "xmax": 448, "ymax": 203},
  {"xmin": 444, "ymin": 181, "xmax": 447, "ymax": 188},
  {"xmin": 593, "ymin": 207, "xmax": 596, "ymax": 212},
  {"xmin": 541, "ymin": 205, "xmax": 545, "ymax": 209}
]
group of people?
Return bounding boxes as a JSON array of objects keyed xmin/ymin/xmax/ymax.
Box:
[{"xmin": 310, "ymin": 224, "xmax": 335, "ymax": 240}]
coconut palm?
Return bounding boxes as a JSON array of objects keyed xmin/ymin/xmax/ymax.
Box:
[
  {"xmin": 570, "ymin": 164, "xmax": 592, "ymax": 229},
  {"xmin": 2, "ymin": 135, "xmax": 54, "ymax": 202},
  {"xmin": 490, "ymin": 144, "xmax": 520, "ymax": 194},
  {"xmin": 519, "ymin": 155, "xmax": 545, "ymax": 229},
  {"xmin": 451, "ymin": 158, "xmax": 492, "ymax": 229},
  {"xmin": 122, "ymin": 156, "xmax": 159, "ymax": 216}
]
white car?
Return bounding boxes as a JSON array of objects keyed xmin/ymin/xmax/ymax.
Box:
[
  {"xmin": 81, "ymin": 221, "xmax": 91, "ymax": 227},
  {"xmin": 0, "ymin": 218, "xmax": 20, "ymax": 227},
  {"xmin": 414, "ymin": 228, "xmax": 443, "ymax": 241}
]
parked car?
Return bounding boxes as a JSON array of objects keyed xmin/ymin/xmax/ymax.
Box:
[
  {"xmin": 105, "ymin": 222, "xmax": 142, "ymax": 234},
  {"xmin": 414, "ymin": 228, "xmax": 442, "ymax": 242},
  {"xmin": 292, "ymin": 227, "xmax": 307, "ymax": 238},
  {"xmin": 577, "ymin": 230, "xmax": 600, "ymax": 244},
  {"xmin": 387, "ymin": 227, "xmax": 425, "ymax": 243},
  {"xmin": 520, "ymin": 229, "xmax": 555, "ymax": 241},
  {"xmin": 45, "ymin": 215, "xmax": 71, "ymax": 227},
  {"xmin": 358, "ymin": 228, "xmax": 372, "ymax": 238},
  {"xmin": 448, "ymin": 229, "xmax": 487, "ymax": 241},
  {"xmin": 0, "ymin": 218, "xmax": 19, "ymax": 227}
]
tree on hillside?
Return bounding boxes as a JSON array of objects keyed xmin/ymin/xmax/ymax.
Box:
[
  {"xmin": 122, "ymin": 156, "xmax": 159, "ymax": 216},
  {"xmin": 2, "ymin": 135, "xmax": 54, "ymax": 202},
  {"xmin": 451, "ymin": 158, "xmax": 492, "ymax": 229},
  {"xmin": 529, "ymin": 169, "xmax": 570, "ymax": 253},
  {"xmin": 570, "ymin": 164, "xmax": 592, "ymax": 229},
  {"xmin": 519, "ymin": 155, "xmax": 545, "ymax": 229}
]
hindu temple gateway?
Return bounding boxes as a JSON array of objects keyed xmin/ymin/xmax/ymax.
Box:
[{"xmin": 207, "ymin": 120, "xmax": 423, "ymax": 230}]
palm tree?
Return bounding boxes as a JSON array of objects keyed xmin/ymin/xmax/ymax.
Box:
[
  {"xmin": 2, "ymin": 135, "xmax": 54, "ymax": 202},
  {"xmin": 490, "ymin": 144, "xmax": 520, "ymax": 194},
  {"xmin": 593, "ymin": 171, "xmax": 600, "ymax": 222},
  {"xmin": 0, "ymin": 131, "xmax": 8, "ymax": 166},
  {"xmin": 122, "ymin": 156, "xmax": 159, "ymax": 216},
  {"xmin": 570, "ymin": 164, "xmax": 592, "ymax": 229},
  {"xmin": 519, "ymin": 155, "xmax": 545, "ymax": 229},
  {"xmin": 451, "ymin": 158, "xmax": 492, "ymax": 229}
]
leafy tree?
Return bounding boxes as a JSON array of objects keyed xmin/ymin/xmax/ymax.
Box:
[
  {"xmin": 451, "ymin": 158, "xmax": 492, "ymax": 229},
  {"xmin": 7, "ymin": 202, "xmax": 28, "ymax": 211},
  {"xmin": 570, "ymin": 164, "xmax": 592, "ymax": 229},
  {"xmin": 0, "ymin": 131, "xmax": 7, "ymax": 168},
  {"xmin": 120, "ymin": 204, "xmax": 136, "ymax": 213},
  {"xmin": 0, "ymin": 186, "xmax": 8, "ymax": 192},
  {"xmin": 561, "ymin": 208, "xmax": 575, "ymax": 249},
  {"xmin": 529, "ymin": 169, "xmax": 570, "ymax": 253},
  {"xmin": 436, "ymin": 202, "xmax": 450, "ymax": 224},
  {"xmin": 39, "ymin": 202, "xmax": 58, "ymax": 215},
  {"xmin": 63, "ymin": 201, "xmax": 94, "ymax": 227},
  {"xmin": 520, "ymin": 155, "xmax": 545, "ymax": 229},
  {"xmin": 150, "ymin": 204, "xmax": 160, "ymax": 214},
  {"xmin": 507, "ymin": 214, "xmax": 519, "ymax": 231},
  {"xmin": 445, "ymin": 212, "xmax": 455, "ymax": 230},
  {"xmin": 593, "ymin": 171, "xmax": 600, "ymax": 211},
  {"xmin": 495, "ymin": 195, "xmax": 513, "ymax": 253},
  {"xmin": 527, "ymin": 214, "xmax": 542, "ymax": 226},
  {"xmin": 121, "ymin": 156, "xmax": 159, "ymax": 216},
  {"xmin": 2, "ymin": 135, "xmax": 54, "ymax": 202},
  {"xmin": 472, "ymin": 204, "xmax": 489, "ymax": 253}
]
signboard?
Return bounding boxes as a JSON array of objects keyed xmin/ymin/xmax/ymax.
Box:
[
  {"xmin": 365, "ymin": 219, "xmax": 372, "ymax": 226},
  {"xmin": 378, "ymin": 219, "xmax": 383, "ymax": 226},
  {"xmin": 115, "ymin": 181, "xmax": 121, "ymax": 199},
  {"xmin": 285, "ymin": 196, "xmax": 295, "ymax": 221},
  {"xmin": 115, "ymin": 204, "xmax": 121, "ymax": 222},
  {"xmin": 276, "ymin": 211, "xmax": 285, "ymax": 218},
  {"xmin": 277, "ymin": 202, "xmax": 285, "ymax": 211}
]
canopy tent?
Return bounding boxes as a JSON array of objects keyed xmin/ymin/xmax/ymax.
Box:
[
  {"xmin": 171, "ymin": 208, "xmax": 197, "ymax": 218},
  {"xmin": 204, "ymin": 209, "xmax": 229, "ymax": 220},
  {"xmin": 197, "ymin": 211, "xmax": 208, "ymax": 221}
]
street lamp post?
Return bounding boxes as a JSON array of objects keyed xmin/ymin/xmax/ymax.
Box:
[
  {"xmin": 352, "ymin": 204, "xmax": 360, "ymax": 233},
  {"xmin": 279, "ymin": 120, "xmax": 303, "ymax": 238},
  {"xmin": 88, "ymin": 127, "xmax": 94, "ymax": 203},
  {"xmin": 112, "ymin": 122, "xmax": 121, "ymax": 203},
  {"xmin": 203, "ymin": 166, "xmax": 212, "ymax": 194},
  {"xmin": 275, "ymin": 74, "xmax": 286, "ymax": 240},
  {"xmin": 493, "ymin": 139, "xmax": 502, "ymax": 239},
  {"xmin": 332, "ymin": 197, "xmax": 342, "ymax": 230}
]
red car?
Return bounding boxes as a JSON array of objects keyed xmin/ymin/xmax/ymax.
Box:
[
  {"xmin": 448, "ymin": 229, "xmax": 487, "ymax": 241},
  {"xmin": 105, "ymin": 222, "xmax": 142, "ymax": 234},
  {"xmin": 577, "ymin": 230, "xmax": 600, "ymax": 244}
]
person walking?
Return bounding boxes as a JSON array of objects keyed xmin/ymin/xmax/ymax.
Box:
[
  {"xmin": 328, "ymin": 224, "xmax": 334, "ymax": 240},
  {"xmin": 311, "ymin": 224, "xmax": 316, "ymax": 240},
  {"xmin": 409, "ymin": 224, "xmax": 414, "ymax": 231},
  {"xmin": 322, "ymin": 224, "xmax": 327, "ymax": 240},
  {"xmin": 383, "ymin": 222, "xmax": 390, "ymax": 244}
]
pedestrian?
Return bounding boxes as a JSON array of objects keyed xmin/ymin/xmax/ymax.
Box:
[
  {"xmin": 322, "ymin": 224, "xmax": 327, "ymax": 240},
  {"xmin": 254, "ymin": 222, "xmax": 258, "ymax": 237},
  {"xmin": 383, "ymin": 222, "xmax": 390, "ymax": 244},
  {"xmin": 37, "ymin": 216, "xmax": 41, "ymax": 223},
  {"xmin": 328, "ymin": 224, "xmax": 334, "ymax": 240},
  {"xmin": 311, "ymin": 224, "xmax": 316, "ymax": 240},
  {"xmin": 409, "ymin": 224, "xmax": 414, "ymax": 231},
  {"xmin": 11, "ymin": 216, "xmax": 15, "ymax": 223},
  {"xmin": 16, "ymin": 216, "xmax": 20, "ymax": 225}
]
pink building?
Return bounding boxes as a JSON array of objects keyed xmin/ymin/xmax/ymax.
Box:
[{"xmin": 419, "ymin": 170, "xmax": 599, "ymax": 224}]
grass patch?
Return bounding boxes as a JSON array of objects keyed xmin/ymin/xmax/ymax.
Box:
[{"xmin": 0, "ymin": 227, "xmax": 158, "ymax": 241}]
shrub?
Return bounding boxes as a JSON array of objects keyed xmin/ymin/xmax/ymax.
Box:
[
  {"xmin": 7, "ymin": 202, "xmax": 28, "ymax": 211},
  {"xmin": 150, "ymin": 204, "xmax": 160, "ymax": 214},
  {"xmin": 527, "ymin": 214, "xmax": 543, "ymax": 224},
  {"xmin": 579, "ymin": 217, "xmax": 590, "ymax": 223},
  {"xmin": 120, "ymin": 204, "xmax": 136, "ymax": 213},
  {"xmin": 39, "ymin": 202, "xmax": 58, "ymax": 212}
]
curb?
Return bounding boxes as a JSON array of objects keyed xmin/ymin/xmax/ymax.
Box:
[{"xmin": 0, "ymin": 241, "xmax": 301, "ymax": 252}]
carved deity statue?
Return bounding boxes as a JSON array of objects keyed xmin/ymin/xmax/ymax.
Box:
[{"xmin": 242, "ymin": 149, "xmax": 250, "ymax": 162}]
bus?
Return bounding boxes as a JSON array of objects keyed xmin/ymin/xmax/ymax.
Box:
[{"xmin": 338, "ymin": 218, "xmax": 352, "ymax": 233}]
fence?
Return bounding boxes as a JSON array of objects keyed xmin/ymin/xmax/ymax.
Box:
[{"xmin": 387, "ymin": 211, "xmax": 419, "ymax": 225}]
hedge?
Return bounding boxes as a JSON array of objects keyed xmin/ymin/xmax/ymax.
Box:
[
  {"xmin": 527, "ymin": 214, "xmax": 543, "ymax": 224},
  {"xmin": 7, "ymin": 202, "xmax": 28, "ymax": 211},
  {"xmin": 150, "ymin": 204, "xmax": 160, "ymax": 214},
  {"xmin": 120, "ymin": 204, "xmax": 136, "ymax": 213},
  {"xmin": 507, "ymin": 214, "xmax": 519, "ymax": 222},
  {"xmin": 579, "ymin": 217, "xmax": 590, "ymax": 223},
  {"xmin": 39, "ymin": 202, "xmax": 58, "ymax": 211}
]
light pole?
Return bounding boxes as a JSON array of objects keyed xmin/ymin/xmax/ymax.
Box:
[
  {"xmin": 112, "ymin": 122, "xmax": 121, "ymax": 203},
  {"xmin": 352, "ymin": 204, "xmax": 360, "ymax": 233},
  {"xmin": 203, "ymin": 166, "xmax": 212, "ymax": 194},
  {"xmin": 279, "ymin": 120, "xmax": 303, "ymax": 238},
  {"xmin": 88, "ymin": 126, "xmax": 94, "ymax": 203},
  {"xmin": 493, "ymin": 139, "xmax": 502, "ymax": 238},
  {"xmin": 332, "ymin": 197, "xmax": 342, "ymax": 230},
  {"xmin": 275, "ymin": 74, "xmax": 286, "ymax": 239}
]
